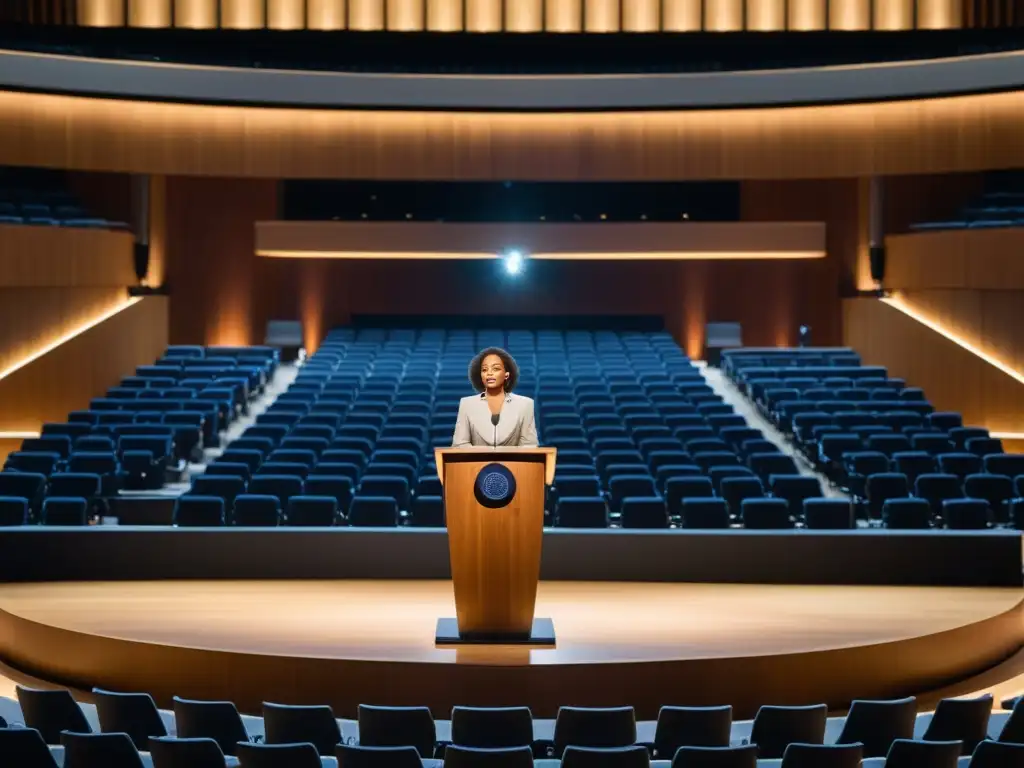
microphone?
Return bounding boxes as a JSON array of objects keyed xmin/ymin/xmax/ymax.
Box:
[{"xmin": 491, "ymin": 413, "xmax": 500, "ymax": 449}]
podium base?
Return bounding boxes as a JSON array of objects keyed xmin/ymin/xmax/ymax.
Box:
[{"xmin": 435, "ymin": 618, "xmax": 556, "ymax": 646}]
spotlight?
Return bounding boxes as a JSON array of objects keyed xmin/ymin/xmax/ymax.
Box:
[
  {"xmin": 798, "ymin": 325, "xmax": 812, "ymax": 347},
  {"xmin": 504, "ymin": 249, "xmax": 525, "ymax": 276}
]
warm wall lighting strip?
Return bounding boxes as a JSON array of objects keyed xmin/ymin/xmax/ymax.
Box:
[
  {"xmin": 0, "ymin": 431, "xmax": 41, "ymax": 439},
  {"xmin": 530, "ymin": 251, "xmax": 825, "ymax": 261},
  {"xmin": 259, "ymin": 250, "xmax": 824, "ymax": 261},
  {"xmin": 258, "ymin": 250, "xmax": 500, "ymax": 260},
  {"xmin": 0, "ymin": 297, "xmax": 142, "ymax": 382},
  {"xmin": 991, "ymin": 432, "xmax": 1024, "ymax": 440},
  {"xmin": 880, "ymin": 295, "xmax": 1024, "ymax": 387}
]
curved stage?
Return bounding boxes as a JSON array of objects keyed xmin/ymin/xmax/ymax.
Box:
[{"xmin": 0, "ymin": 581, "xmax": 1020, "ymax": 719}]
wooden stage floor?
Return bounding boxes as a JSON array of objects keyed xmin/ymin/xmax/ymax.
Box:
[{"xmin": 0, "ymin": 581, "xmax": 1021, "ymax": 719}]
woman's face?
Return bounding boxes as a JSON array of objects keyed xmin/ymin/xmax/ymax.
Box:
[{"xmin": 481, "ymin": 354, "xmax": 509, "ymax": 392}]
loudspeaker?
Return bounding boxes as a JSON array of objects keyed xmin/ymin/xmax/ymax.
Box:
[
  {"xmin": 869, "ymin": 246, "xmax": 886, "ymax": 282},
  {"xmin": 133, "ymin": 243, "xmax": 150, "ymax": 283}
]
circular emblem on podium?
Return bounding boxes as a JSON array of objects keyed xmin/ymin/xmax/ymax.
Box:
[{"xmin": 474, "ymin": 463, "xmax": 517, "ymax": 509}]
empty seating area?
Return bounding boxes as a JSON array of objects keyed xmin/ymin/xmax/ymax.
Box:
[
  {"xmin": 0, "ymin": 167, "xmax": 128, "ymax": 229},
  {"xmin": 909, "ymin": 171, "xmax": 1024, "ymax": 232},
  {"xmin": 178, "ymin": 328, "xmax": 840, "ymax": 530},
  {"xmin": 725, "ymin": 348, "xmax": 1024, "ymax": 529},
  {"xmin": 0, "ymin": 685, "xmax": 1020, "ymax": 767},
  {"xmin": 0, "ymin": 345, "xmax": 278, "ymax": 525}
]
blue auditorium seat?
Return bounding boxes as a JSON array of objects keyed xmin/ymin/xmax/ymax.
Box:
[
  {"xmin": 768, "ymin": 475, "xmax": 822, "ymax": 518},
  {"xmin": 620, "ymin": 497, "xmax": 668, "ymax": 529},
  {"xmin": 233, "ymin": 494, "xmax": 282, "ymax": 527},
  {"xmin": 664, "ymin": 476, "xmax": 714, "ymax": 518},
  {"xmin": 41, "ymin": 497, "xmax": 88, "ymax": 526},
  {"xmin": 0, "ymin": 497, "xmax": 28, "ymax": 526},
  {"xmin": 942, "ymin": 499, "xmax": 990, "ymax": 530},
  {"xmin": 914, "ymin": 473, "xmax": 963, "ymax": 516},
  {"xmin": 247, "ymin": 475, "xmax": 303, "ymax": 509},
  {"xmin": 358, "ymin": 475, "xmax": 410, "ymax": 510},
  {"xmin": 882, "ymin": 498, "xmax": 933, "ymax": 529},
  {"xmin": 410, "ymin": 495, "xmax": 445, "ymax": 527},
  {"xmin": 719, "ymin": 476, "xmax": 764, "ymax": 518},
  {"xmin": 680, "ymin": 498, "xmax": 729, "ymax": 529},
  {"xmin": 741, "ymin": 498, "xmax": 792, "ymax": 529},
  {"xmin": 556, "ymin": 497, "xmax": 609, "ymax": 529},
  {"xmin": 348, "ymin": 496, "xmax": 399, "ymax": 527},
  {"xmin": 190, "ymin": 475, "xmax": 246, "ymax": 508},
  {"xmin": 173, "ymin": 496, "xmax": 225, "ymax": 527},
  {"xmin": 4, "ymin": 451, "xmax": 60, "ymax": 476},
  {"xmin": 963, "ymin": 473, "xmax": 1013, "ymax": 523},
  {"xmin": 803, "ymin": 498, "xmax": 854, "ymax": 529},
  {"xmin": 748, "ymin": 452, "xmax": 799, "ymax": 484}
]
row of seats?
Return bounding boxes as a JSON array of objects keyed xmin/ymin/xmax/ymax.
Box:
[
  {"xmin": 0, "ymin": 172, "xmax": 127, "ymax": 229},
  {"xmin": 723, "ymin": 348, "xmax": 1024, "ymax": 529},
  {"xmin": 0, "ymin": 346, "xmax": 279, "ymax": 524},
  {"xmin": 909, "ymin": 177, "xmax": 1024, "ymax": 232},
  {"xmin": 182, "ymin": 329, "xmax": 834, "ymax": 529},
  {"xmin": 4, "ymin": 685, "xmax": 1022, "ymax": 765}
]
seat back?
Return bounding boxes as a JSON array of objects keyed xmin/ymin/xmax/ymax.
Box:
[
  {"xmin": 450, "ymin": 706, "xmax": 534, "ymax": 749},
  {"xmin": 236, "ymin": 742, "xmax": 323, "ymax": 768},
  {"xmin": 262, "ymin": 702, "xmax": 341, "ymax": 755},
  {"xmin": 749, "ymin": 704, "xmax": 828, "ymax": 759},
  {"xmin": 357, "ymin": 704, "xmax": 435, "ymax": 757},
  {"xmin": 93, "ymin": 688, "xmax": 168, "ymax": 750},
  {"xmin": 653, "ymin": 705, "xmax": 732, "ymax": 756},
  {"xmin": 17, "ymin": 686, "xmax": 92, "ymax": 744},
  {"xmin": 60, "ymin": 731, "xmax": 145, "ymax": 768},
  {"xmin": 837, "ymin": 697, "xmax": 916, "ymax": 758},
  {"xmin": 149, "ymin": 736, "xmax": 229, "ymax": 768},
  {"xmin": 553, "ymin": 706, "xmax": 637, "ymax": 755},
  {"xmin": 171, "ymin": 697, "xmax": 250, "ymax": 756}
]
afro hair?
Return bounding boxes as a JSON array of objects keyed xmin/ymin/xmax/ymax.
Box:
[{"xmin": 468, "ymin": 347, "xmax": 520, "ymax": 393}]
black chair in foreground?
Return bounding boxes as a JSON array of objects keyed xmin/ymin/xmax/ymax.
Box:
[
  {"xmin": 921, "ymin": 694, "xmax": 993, "ymax": 755},
  {"xmin": 779, "ymin": 742, "xmax": 863, "ymax": 768},
  {"xmin": 671, "ymin": 744, "xmax": 758, "ymax": 767},
  {"xmin": 92, "ymin": 688, "xmax": 168, "ymax": 751},
  {"xmin": 262, "ymin": 702, "xmax": 342, "ymax": 755},
  {"xmin": 336, "ymin": 744, "xmax": 429, "ymax": 767},
  {"xmin": 647, "ymin": 705, "xmax": 733, "ymax": 758},
  {"xmin": 16, "ymin": 685, "xmax": 92, "ymax": 744},
  {"xmin": 61, "ymin": 731, "xmax": 146, "ymax": 768},
  {"xmin": 442, "ymin": 744, "xmax": 534, "ymax": 768},
  {"xmin": 835, "ymin": 696, "xmax": 916, "ymax": 758},
  {"xmin": 356, "ymin": 704, "xmax": 436, "ymax": 758},
  {"xmin": 561, "ymin": 744, "xmax": 652, "ymax": 767},
  {"xmin": 969, "ymin": 739, "xmax": 1024, "ymax": 768},
  {"xmin": 748, "ymin": 704, "xmax": 828, "ymax": 759},
  {"xmin": 0, "ymin": 727, "xmax": 60, "ymax": 768},
  {"xmin": 881, "ymin": 738, "xmax": 961, "ymax": 768},
  {"xmin": 449, "ymin": 706, "xmax": 534, "ymax": 750},
  {"xmin": 149, "ymin": 736, "xmax": 231, "ymax": 768},
  {"xmin": 549, "ymin": 706, "xmax": 638, "ymax": 758},
  {"xmin": 172, "ymin": 696, "xmax": 251, "ymax": 756},
  {"xmin": 236, "ymin": 741, "xmax": 322, "ymax": 768}
]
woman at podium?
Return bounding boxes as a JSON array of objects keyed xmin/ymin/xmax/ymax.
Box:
[{"xmin": 452, "ymin": 347, "xmax": 538, "ymax": 448}]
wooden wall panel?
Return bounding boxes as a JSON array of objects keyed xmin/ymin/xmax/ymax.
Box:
[
  {"xmin": 896, "ymin": 289, "xmax": 1024, "ymax": 378},
  {"xmin": 884, "ymin": 230, "xmax": 1024, "ymax": 290},
  {"xmin": 843, "ymin": 297, "xmax": 1024, "ymax": 434},
  {"xmin": 747, "ymin": 0, "xmax": 786, "ymax": 30},
  {"xmin": 307, "ymin": 0, "xmax": 347, "ymax": 28},
  {"xmin": 128, "ymin": 0, "xmax": 172, "ymax": 26},
  {"xmin": 255, "ymin": 221, "xmax": 827, "ymax": 259},
  {"xmin": 0, "ymin": 288, "xmax": 128, "ymax": 377},
  {"xmin": 0, "ymin": 225, "xmax": 136, "ymax": 287},
  {"xmin": 427, "ymin": 0, "xmax": 463, "ymax": 29},
  {"xmin": 166, "ymin": 177, "xmax": 278, "ymax": 346},
  {"xmin": 829, "ymin": 0, "xmax": 870, "ymax": 28},
  {"xmin": 0, "ymin": 297, "xmax": 168, "ymax": 432},
  {"xmin": 882, "ymin": 173, "xmax": 985, "ymax": 237},
  {"xmin": 788, "ymin": 0, "xmax": 826, "ymax": 28},
  {"xmin": 173, "ymin": 0, "xmax": 217, "ymax": 27},
  {"xmin": 166, "ymin": 177, "xmax": 847, "ymax": 359},
  {"xmin": 0, "ymin": 438, "xmax": 22, "ymax": 466},
  {"xmin": 622, "ymin": 0, "xmax": 659, "ymax": 30},
  {"xmin": 6, "ymin": 90, "xmax": 1024, "ymax": 180}
]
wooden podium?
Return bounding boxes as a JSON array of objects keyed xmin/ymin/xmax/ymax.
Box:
[{"xmin": 434, "ymin": 447, "xmax": 557, "ymax": 645}]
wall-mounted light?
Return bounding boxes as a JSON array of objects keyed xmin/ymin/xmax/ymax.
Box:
[
  {"xmin": 503, "ymin": 249, "xmax": 526, "ymax": 275},
  {"xmin": 880, "ymin": 295, "xmax": 1024, "ymax": 387}
]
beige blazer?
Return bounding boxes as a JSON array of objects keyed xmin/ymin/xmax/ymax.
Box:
[{"xmin": 452, "ymin": 392, "xmax": 539, "ymax": 448}]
